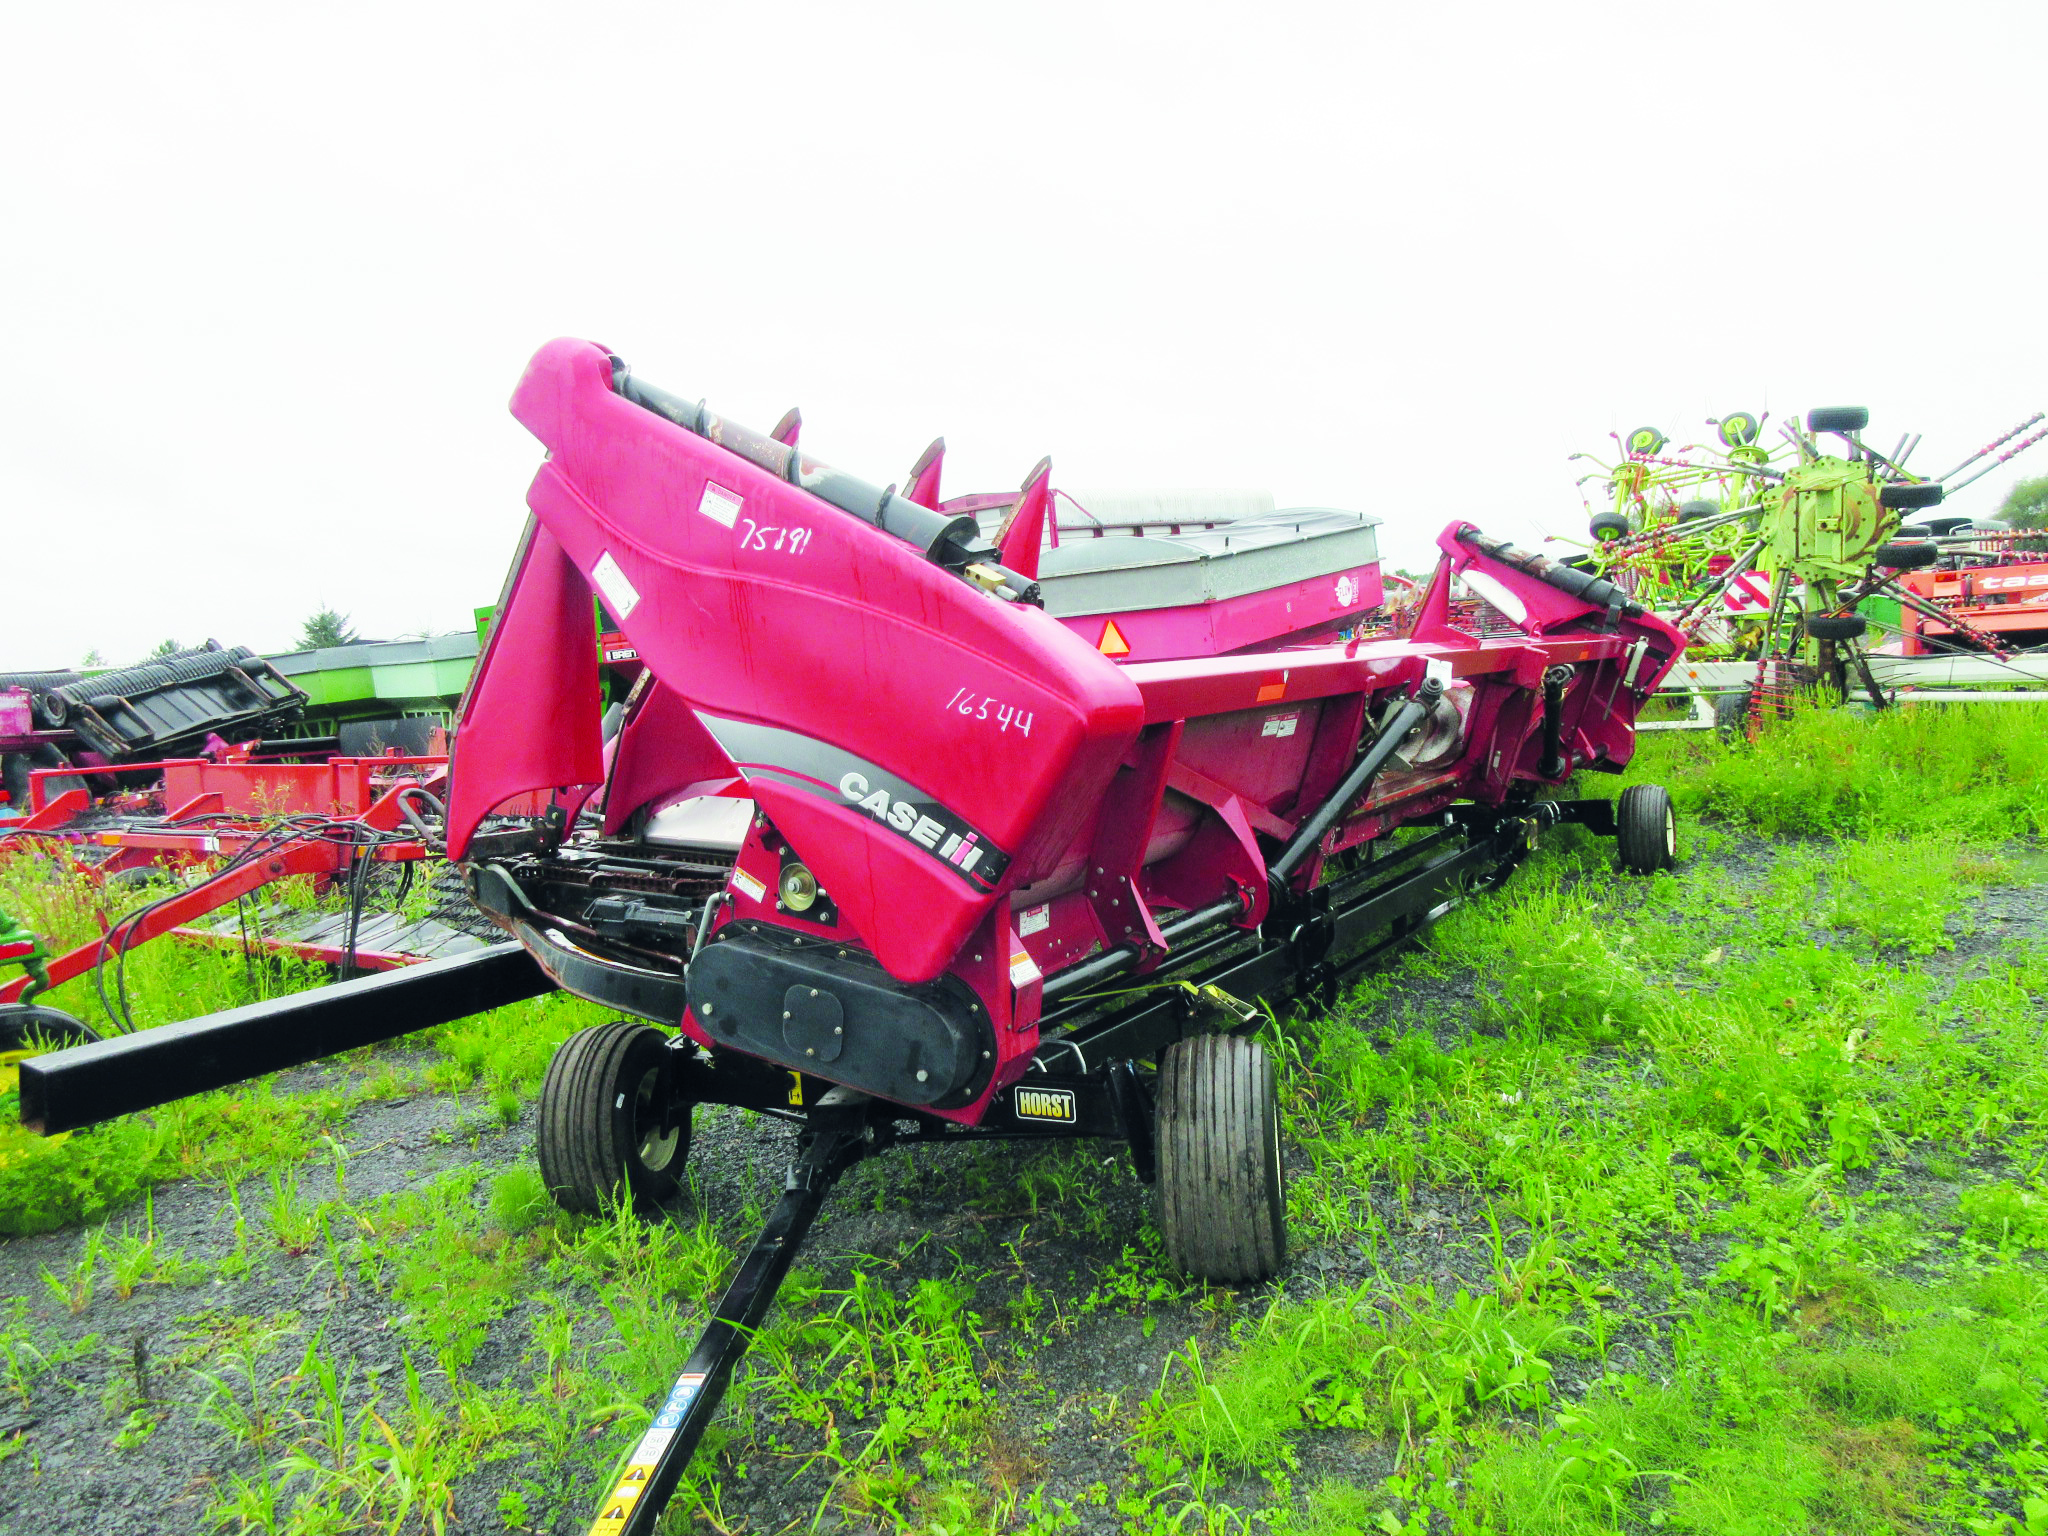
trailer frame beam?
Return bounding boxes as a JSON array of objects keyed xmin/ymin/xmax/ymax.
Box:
[{"xmin": 19, "ymin": 941, "xmax": 551, "ymax": 1134}]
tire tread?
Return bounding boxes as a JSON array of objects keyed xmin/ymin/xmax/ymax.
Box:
[
  {"xmin": 1156, "ymin": 1034, "xmax": 1285, "ymax": 1283},
  {"xmin": 537, "ymin": 1021, "xmax": 682, "ymax": 1214}
]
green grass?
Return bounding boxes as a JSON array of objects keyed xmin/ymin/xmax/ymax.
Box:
[
  {"xmin": 1123, "ymin": 709, "xmax": 2048, "ymax": 1534},
  {"xmin": 2, "ymin": 704, "xmax": 2046, "ymax": 1533},
  {"xmin": 1627, "ymin": 697, "xmax": 2048, "ymax": 839}
]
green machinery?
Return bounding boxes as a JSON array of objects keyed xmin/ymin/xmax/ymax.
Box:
[
  {"xmin": 265, "ymin": 602, "xmax": 638, "ymax": 752},
  {"xmin": 1561, "ymin": 406, "xmax": 2038, "ymax": 721}
]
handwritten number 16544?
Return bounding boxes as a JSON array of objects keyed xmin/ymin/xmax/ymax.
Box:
[{"xmin": 943, "ymin": 688, "xmax": 1033, "ymax": 736}]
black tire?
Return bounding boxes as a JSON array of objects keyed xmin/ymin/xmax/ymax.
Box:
[
  {"xmin": 1589, "ymin": 510, "xmax": 1632, "ymax": 543},
  {"xmin": 1806, "ymin": 406, "xmax": 1869, "ymax": 435},
  {"xmin": 1615, "ymin": 784, "xmax": 1676, "ymax": 874},
  {"xmin": 1880, "ymin": 481, "xmax": 1945, "ymax": 511},
  {"xmin": 1623, "ymin": 426, "xmax": 1667, "ymax": 456},
  {"xmin": 1676, "ymin": 500, "xmax": 1719, "ymax": 524},
  {"xmin": 0, "ymin": 1004, "xmax": 100, "ymax": 1054},
  {"xmin": 1873, "ymin": 542, "xmax": 1937, "ymax": 570},
  {"xmin": 1804, "ymin": 612, "xmax": 1868, "ymax": 641},
  {"xmin": 536, "ymin": 1021, "xmax": 687, "ymax": 1214},
  {"xmin": 1155, "ymin": 1033, "xmax": 1286, "ymax": 1284},
  {"xmin": 1713, "ymin": 691, "xmax": 1750, "ymax": 739},
  {"xmin": 1717, "ymin": 412, "xmax": 1761, "ymax": 448}
]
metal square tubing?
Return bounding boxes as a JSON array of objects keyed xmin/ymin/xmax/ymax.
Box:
[{"xmin": 20, "ymin": 942, "xmax": 551, "ymax": 1135}]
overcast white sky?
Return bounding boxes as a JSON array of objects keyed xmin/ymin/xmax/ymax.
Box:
[{"xmin": 4, "ymin": 0, "xmax": 2043, "ymax": 667}]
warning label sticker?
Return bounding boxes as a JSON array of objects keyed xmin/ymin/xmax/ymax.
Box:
[
  {"xmin": 698, "ymin": 482, "xmax": 742, "ymax": 529},
  {"xmin": 586, "ymin": 1461, "xmax": 655, "ymax": 1536},
  {"xmin": 1019, "ymin": 904, "xmax": 1050, "ymax": 936},
  {"xmin": 730, "ymin": 867, "xmax": 767, "ymax": 904},
  {"xmin": 591, "ymin": 552, "xmax": 641, "ymax": 620}
]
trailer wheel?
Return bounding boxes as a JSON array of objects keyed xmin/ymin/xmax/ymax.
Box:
[
  {"xmin": 1155, "ymin": 1033, "xmax": 1286, "ymax": 1284},
  {"xmin": 1880, "ymin": 481, "xmax": 1945, "ymax": 511},
  {"xmin": 1713, "ymin": 691, "xmax": 1751, "ymax": 739},
  {"xmin": 1588, "ymin": 511, "xmax": 1632, "ymax": 543},
  {"xmin": 1615, "ymin": 784, "xmax": 1676, "ymax": 874},
  {"xmin": 537, "ymin": 1021, "xmax": 687, "ymax": 1214},
  {"xmin": 1805, "ymin": 406, "xmax": 1869, "ymax": 435}
]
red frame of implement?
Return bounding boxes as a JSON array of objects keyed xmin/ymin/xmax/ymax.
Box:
[
  {"xmin": 449, "ymin": 339, "xmax": 1683, "ymax": 1130},
  {"xmin": 0, "ymin": 755, "xmax": 444, "ymax": 1004}
]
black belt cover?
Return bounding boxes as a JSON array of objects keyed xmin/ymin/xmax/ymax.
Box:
[{"xmin": 686, "ymin": 925, "xmax": 992, "ymax": 1108}]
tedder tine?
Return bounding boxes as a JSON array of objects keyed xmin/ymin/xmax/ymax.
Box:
[{"xmin": 585, "ymin": 1094, "xmax": 877, "ymax": 1536}]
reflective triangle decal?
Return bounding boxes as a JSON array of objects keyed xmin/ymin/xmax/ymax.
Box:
[{"xmin": 1098, "ymin": 620, "xmax": 1130, "ymax": 657}]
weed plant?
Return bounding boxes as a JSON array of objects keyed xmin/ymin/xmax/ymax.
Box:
[
  {"xmin": 0, "ymin": 705, "xmax": 2044, "ymax": 1533},
  {"xmin": 1132, "ymin": 706, "xmax": 2048, "ymax": 1534}
]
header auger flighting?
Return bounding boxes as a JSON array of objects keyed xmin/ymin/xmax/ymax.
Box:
[{"xmin": 20, "ymin": 339, "xmax": 1685, "ymax": 1535}]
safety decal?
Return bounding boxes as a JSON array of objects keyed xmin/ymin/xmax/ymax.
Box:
[
  {"xmin": 1260, "ymin": 714, "xmax": 1298, "ymax": 739},
  {"xmin": 586, "ymin": 1463, "xmax": 655, "ymax": 1536},
  {"xmin": 1018, "ymin": 903, "xmax": 1050, "ymax": 936},
  {"xmin": 729, "ymin": 868, "xmax": 767, "ymax": 904},
  {"xmin": 698, "ymin": 482, "xmax": 742, "ymax": 529},
  {"xmin": 1097, "ymin": 619, "xmax": 1131, "ymax": 657},
  {"xmin": 1009, "ymin": 949, "xmax": 1042, "ymax": 988},
  {"xmin": 591, "ymin": 552, "xmax": 641, "ymax": 620}
]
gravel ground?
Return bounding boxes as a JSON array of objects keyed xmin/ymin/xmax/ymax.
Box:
[{"xmin": 2, "ymin": 834, "xmax": 2042, "ymax": 1535}]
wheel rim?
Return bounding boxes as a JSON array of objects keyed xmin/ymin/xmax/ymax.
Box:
[
  {"xmin": 631, "ymin": 1066, "xmax": 680, "ymax": 1174},
  {"xmin": 1663, "ymin": 806, "xmax": 1676, "ymax": 859}
]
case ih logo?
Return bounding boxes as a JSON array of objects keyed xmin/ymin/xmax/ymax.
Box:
[
  {"xmin": 837, "ymin": 772, "xmax": 1000, "ymax": 885},
  {"xmin": 687, "ymin": 711, "xmax": 1012, "ymax": 894},
  {"xmin": 1013, "ymin": 1087, "xmax": 1077, "ymax": 1123}
]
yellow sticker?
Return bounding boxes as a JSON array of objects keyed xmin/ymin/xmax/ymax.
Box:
[
  {"xmin": 786, "ymin": 1072, "xmax": 804, "ymax": 1107},
  {"xmin": 586, "ymin": 1465, "xmax": 656, "ymax": 1536}
]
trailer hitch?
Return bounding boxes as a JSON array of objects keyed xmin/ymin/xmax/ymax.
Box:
[{"xmin": 586, "ymin": 1092, "xmax": 880, "ymax": 1536}]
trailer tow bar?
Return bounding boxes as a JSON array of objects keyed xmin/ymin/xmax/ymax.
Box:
[{"xmin": 586, "ymin": 1091, "xmax": 879, "ymax": 1536}]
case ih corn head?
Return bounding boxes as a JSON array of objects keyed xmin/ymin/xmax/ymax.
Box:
[{"xmin": 18, "ymin": 339, "xmax": 1685, "ymax": 1534}]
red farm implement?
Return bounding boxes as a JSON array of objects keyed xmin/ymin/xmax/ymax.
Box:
[
  {"xmin": 1891, "ymin": 522, "xmax": 2048, "ymax": 657},
  {"xmin": 19, "ymin": 340, "xmax": 1685, "ymax": 1534},
  {"xmin": 0, "ymin": 642, "xmax": 307, "ymax": 812},
  {"xmin": 0, "ymin": 751, "xmax": 456, "ymax": 1021}
]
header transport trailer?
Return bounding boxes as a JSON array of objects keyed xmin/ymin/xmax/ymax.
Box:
[{"xmin": 20, "ymin": 339, "xmax": 1684, "ymax": 1535}]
